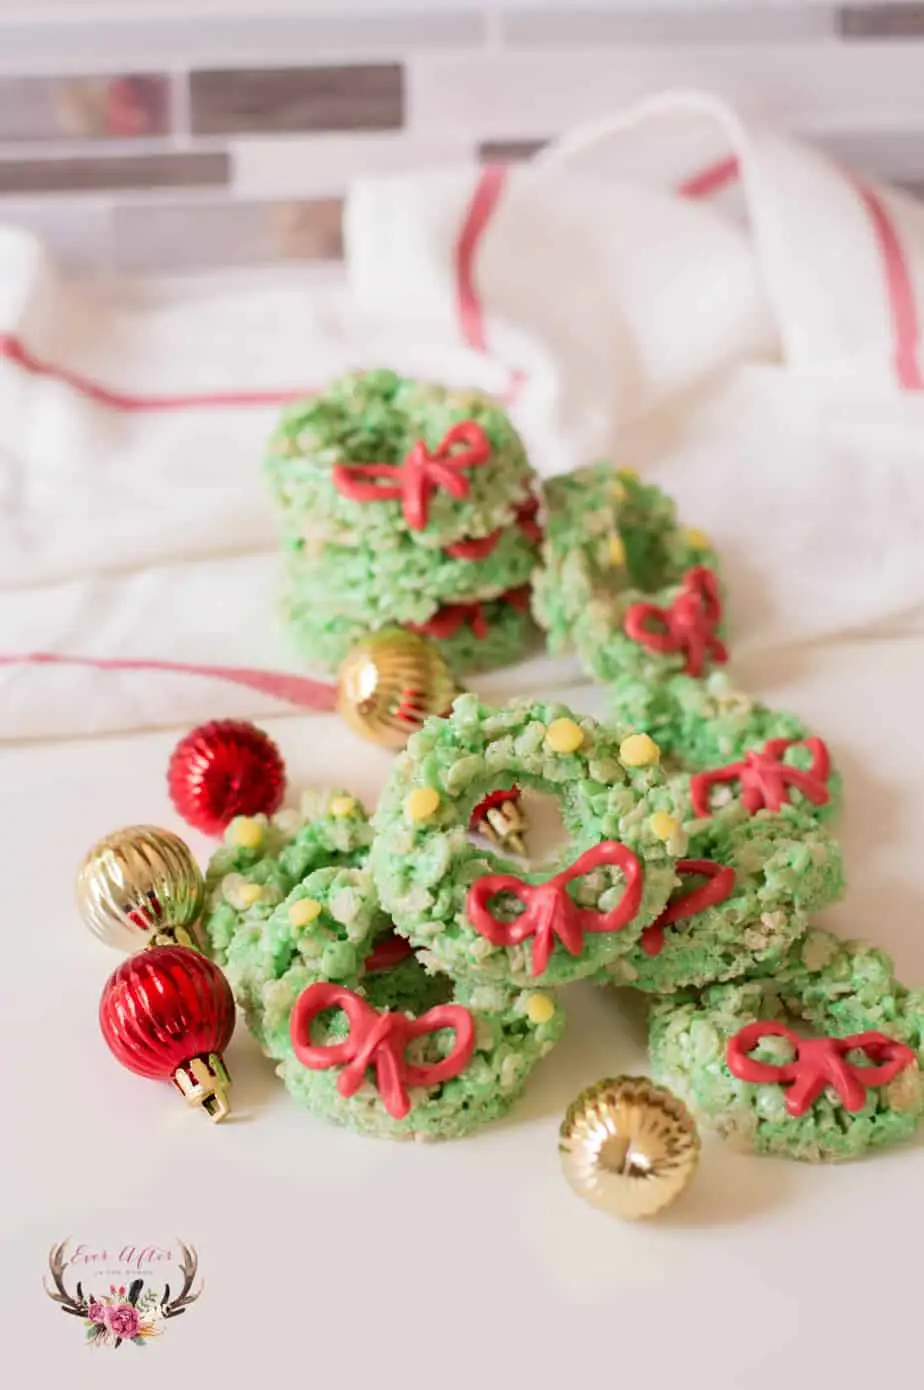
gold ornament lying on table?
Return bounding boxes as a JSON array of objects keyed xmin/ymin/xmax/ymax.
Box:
[
  {"xmin": 76, "ymin": 825, "xmax": 205, "ymax": 952},
  {"xmin": 559, "ymin": 1076, "xmax": 700, "ymax": 1220},
  {"xmin": 337, "ymin": 628, "xmax": 460, "ymax": 750}
]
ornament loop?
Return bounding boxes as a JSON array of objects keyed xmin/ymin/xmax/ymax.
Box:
[
  {"xmin": 290, "ymin": 982, "xmax": 476, "ymax": 1119},
  {"xmin": 466, "ymin": 841, "xmax": 643, "ymax": 977}
]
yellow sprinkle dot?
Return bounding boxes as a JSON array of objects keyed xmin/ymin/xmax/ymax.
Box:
[
  {"xmin": 545, "ymin": 718, "xmax": 585, "ymax": 754},
  {"xmin": 685, "ymin": 527, "xmax": 711, "ymax": 551},
  {"xmin": 526, "ymin": 993, "xmax": 556, "ymax": 1025},
  {"xmin": 289, "ymin": 898, "xmax": 322, "ymax": 928},
  {"xmin": 239, "ymin": 883, "xmax": 264, "ymax": 908},
  {"xmin": 405, "ymin": 786, "xmax": 441, "ymax": 821},
  {"xmin": 607, "ymin": 534, "xmax": 627, "ymax": 567},
  {"xmin": 329, "ymin": 795, "xmax": 357, "ymax": 819},
  {"xmin": 619, "ymin": 733, "xmax": 661, "ymax": 768},
  {"xmin": 617, "ymin": 467, "xmax": 639, "ymax": 482},
  {"xmin": 233, "ymin": 817, "xmax": 264, "ymax": 850},
  {"xmin": 650, "ymin": 812, "xmax": 679, "ymax": 842}
]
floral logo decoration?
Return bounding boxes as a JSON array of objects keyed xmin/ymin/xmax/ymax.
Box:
[{"xmin": 44, "ymin": 1239, "xmax": 201, "ymax": 1349}]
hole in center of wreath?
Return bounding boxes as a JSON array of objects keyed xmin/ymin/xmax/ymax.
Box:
[{"xmin": 467, "ymin": 788, "xmax": 568, "ymax": 867}]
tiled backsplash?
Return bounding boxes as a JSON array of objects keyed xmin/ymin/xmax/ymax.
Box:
[{"xmin": 0, "ymin": 2, "xmax": 922, "ymax": 275}]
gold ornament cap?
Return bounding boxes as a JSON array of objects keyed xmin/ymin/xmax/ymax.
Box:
[
  {"xmin": 337, "ymin": 628, "xmax": 459, "ymax": 750},
  {"xmin": 76, "ymin": 824, "xmax": 205, "ymax": 953},
  {"xmin": 559, "ymin": 1075, "xmax": 700, "ymax": 1220},
  {"xmin": 173, "ymin": 1053, "xmax": 232, "ymax": 1123}
]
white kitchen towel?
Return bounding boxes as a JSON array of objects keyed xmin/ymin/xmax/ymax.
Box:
[{"xmin": 2, "ymin": 90, "xmax": 924, "ymax": 742}]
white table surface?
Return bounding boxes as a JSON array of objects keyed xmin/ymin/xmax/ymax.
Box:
[{"xmin": 3, "ymin": 635, "xmax": 922, "ymax": 1388}]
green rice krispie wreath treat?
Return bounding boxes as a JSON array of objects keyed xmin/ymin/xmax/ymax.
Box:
[
  {"xmin": 371, "ymin": 693, "xmax": 685, "ymax": 988},
  {"xmin": 600, "ymin": 799, "xmax": 845, "ymax": 994},
  {"xmin": 265, "ymin": 370, "xmax": 536, "ymax": 550},
  {"xmin": 219, "ymin": 863, "xmax": 392, "ymax": 1050},
  {"xmin": 202, "ymin": 789, "xmax": 373, "ymax": 969},
  {"xmin": 281, "ymin": 505, "xmax": 540, "ymax": 624},
  {"xmin": 531, "ymin": 461, "xmax": 722, "ymax": 681},
  {"xmin": 280, "ymin": 576, "xmax": 538, "ymax": 677},
  {"xmin": 649, "ymin": 928, "xmax": 924, "ymax": 1162},
  {"xmin": 610, "ymin": 672, "xmax": 841, "ymax": 828},
  {"xmin": 281, "ymin": 970, "xmax": 565, "ymax": 1141}
]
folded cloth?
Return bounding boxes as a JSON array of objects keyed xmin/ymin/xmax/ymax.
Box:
[{"xmin": 2, "ymin": 91, "xmax": 924, "ymax": 743}]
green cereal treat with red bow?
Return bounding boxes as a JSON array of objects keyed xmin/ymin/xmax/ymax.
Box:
[
  {"xmin": 201, "ymin": 789, "xmax": 373, "ymax": 969},
  {"xmin": 608, "ymin": 672, "xmax": 842, "ymax": 829},
  {"xmin": 599, "ymin": 800, "xmax": 845, "ymax": 994},
  {"xmin": 649, "ymin": 929, "xmax": 924, "ymax": 1162},
  {"xmin": 280, "ymin": 506, "xmax": 540, "ymax": 624},
  {"xmin": 371, "ymin": 693, "xmax": 684, "ymax": 988},
  {"xmin": 277, "ymin": 970, "xmax": 566, "ymax": 1141},
  {"xmin": 531, "ymin": 461, "xmax": 721, "ymax": 674},
  {"xmin": 265, "ymin": 370, "xmax": 536, "ymax": 549},
  {"xmin": 280, "ymin": 569, "xmax": 538, "ymax": 676}
]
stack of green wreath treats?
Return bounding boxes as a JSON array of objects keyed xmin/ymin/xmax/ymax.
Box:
[
  {"xmin": 200, "ymin": 372, "xmax": 924, "ymax": 1162},
  {"xmin": 264, "ymin": 369, "xmax": 543, "ymax": 674}
]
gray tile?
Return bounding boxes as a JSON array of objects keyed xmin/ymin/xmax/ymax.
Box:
[
  {"xmin": 111, "ymin": 197, "xmax": 343, "ymax": 273},
  {"xmin": 190, "ymin": 65, "xmax": 404, "ymax": 136},
  {"xmin": 0, "ymin": 73, "xmax": 170, "ymax": 142},
  {"xmin": 478, "ymin": 138, "xmax": 548, "ymax": 162},
  {"xmin": 0, "ymin": 152, "xmax": 228, "ymax": 195},
  {"xmin": 839, "ymin": 4, "xmax": 924, "ymax": 36},
  {"xmin": 503, "ymin": 5, "xmax": 834, "ymax": 46},
  {"xmin": 0, "ymin": 13, "xmax": 484, "ymax": 66}
]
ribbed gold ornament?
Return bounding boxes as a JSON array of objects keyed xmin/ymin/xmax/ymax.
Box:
[
  {"xmin": 559, "ymin": 1076, "xmax": 700, "ymax": 1220},
  {"xmin": 337, "ymin": 628, "xmax": 459, "ymax": 750},
  {"xmin": 76, "ymin": 825, "xmax": 205, "ymax": 953}
]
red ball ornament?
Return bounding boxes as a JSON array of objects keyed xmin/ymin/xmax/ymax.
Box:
[
  {"xmin": 99, "ymin": 945, "xmax": 236, "ymax": 1121},
  {"xmin": 167, "ymin": 719, "xmax": 286, "ymax": 835}
]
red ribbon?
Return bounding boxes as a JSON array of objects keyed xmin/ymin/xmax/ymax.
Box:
[
  {"xmin": 514, "ymin": 495, "xmax": 544, "ymax": 544},
  {"xmin": 290, "ymin": 982, "xmax": 475, "ymax": 1120},
  {"xmin": 690, "ymin": 737, "xmax": 831, "ymax": 818},
  {"xmin": 726, "ymin": 1021, "xmax": 915, "ymax": 1117},
  {"xmin": 331, "ymin": 420, "xmax": 492, "ymax": 531},
  {"xmin": 411, "ymin": 584, "xmax": 531, "ymax": 642},
  {"xmin": 444, "ymin": 529, "xmax": 502, "ymax": 561},
  {"xmin": 443, "ymin": 494, "xmax": 542, "ymax": 561},
  {"xmin": 466, "ymin": 841, "xmax": 643, "ymax": 977},
  {"xmin": 363, "ymin": 932, "xmax": 414, "ymax": 973},
  {"xmin": 639, "ymin": 858, "xmax": 737, "ymax": 958},
  {"xmin": 624, "ymin": 566, "xmax": 727, "ymax": 677}
]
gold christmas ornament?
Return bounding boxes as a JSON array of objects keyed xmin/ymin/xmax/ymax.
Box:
[
  {"xmin": 76, "ymin": 825, "xmax": 205, "ymax": 953},
  {"xmin": 337, "ymin": 628, "xmax": 459, "ymax": 750},
  {"xmin": 559, "ymin": 1076, "xmax": 700, "ymax": 1220}
]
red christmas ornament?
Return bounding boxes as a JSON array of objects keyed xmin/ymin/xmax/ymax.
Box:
[
  {"xmin": 99, "ymin": 945, "xmax": 236, "ymax": 1121},
  {"xmin": 167, "ymin": 719, "xmax": 285, "ymax": 835}
]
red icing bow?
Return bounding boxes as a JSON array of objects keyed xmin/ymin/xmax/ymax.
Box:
[
  {"xmin": 466, "ymin": 841, "xmax": 643, "ymax": 977},
  {"xmin": 726, "ymin": 1021, "xmax": 915, "ymax": 1117},
  {"xmin": 411, "ymin": 585, "xmax": 530, "ymax": 642},
  {"xmin": 624, "ymin": 566, "xmax": 727, "ymax": 677},
  {"xmin": 290, "ymin": 982, "xmax": 475, "ymax": 1120},
  {"xmin": 331, "ymin": 420, "xmax": 491, "ymax": 531},
  {"xmin": 640, "ymin": 858, "xmax": 737, "ymax": 958},
  {"xmin": 690, "ymin": 737, "xmax": 831, "ymax": 818}
]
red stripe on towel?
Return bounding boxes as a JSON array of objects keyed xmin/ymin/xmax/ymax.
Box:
[
  {"xmin": 0, "ymin": 332, "xmax": 313, "ymax": 411},
  {"xmin": 0, "ymin": 651, "xmax": 338, "ymax": 711}
]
